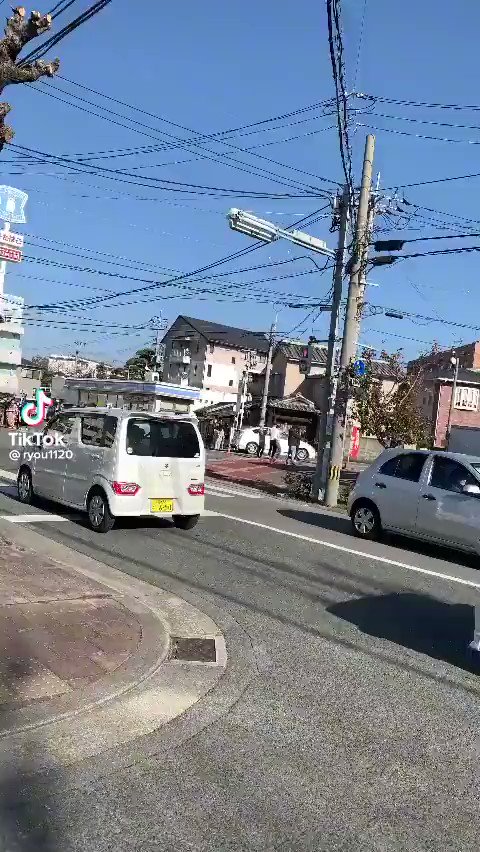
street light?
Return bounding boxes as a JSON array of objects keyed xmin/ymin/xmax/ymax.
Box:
[{"xmin": 228, "ymin": 209, "xmax": 335, "ymax": 258}]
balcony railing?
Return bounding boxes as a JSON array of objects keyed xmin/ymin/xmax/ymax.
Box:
[{"xmin": 170, "ymin": 348, "xmax": 191, "ymax": 364}]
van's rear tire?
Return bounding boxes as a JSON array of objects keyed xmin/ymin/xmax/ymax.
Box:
[
  {"xmin": 87, "ymin": 488, "xmax": 115, "ymax": 533},
  {"xmin": 172, "ymin": 514, "xmax": 200, "ymax": 530}
]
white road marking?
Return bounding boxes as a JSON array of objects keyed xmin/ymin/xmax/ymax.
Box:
[
  {"xmin": 0, "ymin": 469, "xmax": 16, "ymax": 482},
  {"xmin": 0, "ymin": 513, "xmax": 81, "ymax": 523},
  {"xmin": 206, "ymin": 482, "xmax": 262, "ymax": 499},
  {"xmin": 208, "ymin": 510, "xmax": 480, "ymax": 591}
]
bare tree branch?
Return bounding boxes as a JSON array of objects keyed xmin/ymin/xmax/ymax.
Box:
[{"xmin": 0, "ymin": 7, "xmax": 60, "ymax": 149}]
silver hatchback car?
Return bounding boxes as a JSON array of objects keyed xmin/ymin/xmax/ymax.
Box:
[{"xmin": 348, "ymin": 448, "xmax": 480, "ymax": 555}]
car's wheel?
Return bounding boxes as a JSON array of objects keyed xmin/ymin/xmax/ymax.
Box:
[
  {"xmin": 17, "ymin": 466, "xmax": 33, "ymax": 504},
  {"xmin": 351, "ymin": 500, "xmax": 382, "ymax": 541},
  {"xmin": 87, "ymin": 488, "xmax": 115, "ymax": 533},
  {"xmin": 172, "ymin": 514, "xmax": 200, "ymax": 530},
  {"xmin": 295, "ymin": 448, "xmax": 308, "ymax": 462},
  {"xmin": 245, "ymin": 441, "xmax": 258, "ymax": 455}
]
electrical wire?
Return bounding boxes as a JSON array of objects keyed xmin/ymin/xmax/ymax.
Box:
[
  {"xmin": 32, "ymin": 80, "xmax": 335, "ymax": 196},
  {"xmin": 20, "ymin": 0, "xmax": 112, "ymax": 64},
  {"xmin": 11, "ymin": 143, "xmax": 318, "ymax": 199},
  {"xmin": 353, "ymin": 0, "xmax": 368, "ymax": 91}
]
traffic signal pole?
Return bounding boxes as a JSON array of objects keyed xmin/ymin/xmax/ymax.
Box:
[
  {"xmin": 325, "ymin": 135, "xmax": 375, "ymax": 507},
  {"xmin": 312, "ymin": 186, "xmax": 349, "ymax": 500}
]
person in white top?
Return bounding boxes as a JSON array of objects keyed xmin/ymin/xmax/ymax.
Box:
[{"xmin": 269, "ymin": 424, "xmax": 280, "ymax": 461}]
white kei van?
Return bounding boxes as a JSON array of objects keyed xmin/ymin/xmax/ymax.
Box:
[{"xmin": 16, "ymin": 408, "xmax": 206, "ymax": 533}]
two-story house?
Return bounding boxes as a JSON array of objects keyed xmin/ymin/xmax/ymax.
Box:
[
  {"xmin": 161, "ymin": 315, "xmax": 270, "ymax": 409},
  {"xmin": 409, "ymin": 342, "xmax": 480, "ymax": 447},
  {"xmin": 249, "ymin": 340, "xmax": 329, "ymax": 409}
]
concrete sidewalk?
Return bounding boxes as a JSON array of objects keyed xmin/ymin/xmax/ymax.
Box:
[
  {"xmin": 0, "ymin": 520, "xmax": 228, "ymax": 772},
  {"xmin": 0, "ymin": 532, "xmax": 145, "ymax": 711}
]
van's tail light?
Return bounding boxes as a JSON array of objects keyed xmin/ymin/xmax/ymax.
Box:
[
  {"xmin": 188, "ymin": 483, "xmax": 205, "ymax": 496},
  {"xmin": 112, "ymin": 481, "xmax": 140, "ymax": 496}
]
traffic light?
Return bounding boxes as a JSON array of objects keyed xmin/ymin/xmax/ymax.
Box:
[{"xmin": 299, "ymin": 341, "xmax": 314, "ymax": 375}]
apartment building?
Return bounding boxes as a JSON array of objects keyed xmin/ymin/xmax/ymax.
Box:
[{"xmin": 162, "ymin": 315, "xmax": 269, "ymax": 409}]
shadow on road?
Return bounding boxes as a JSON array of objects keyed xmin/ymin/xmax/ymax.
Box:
[
  {"xmin": 277, "ymin": 509, "xmax": 478, "ymax": 570},
  {"xmin": 277, "ymin": 508, "xmax": 352, "ymax": 536},
  {"xmin": 328, "ymin": 592, "xmax": 478, "ymax": 673}
]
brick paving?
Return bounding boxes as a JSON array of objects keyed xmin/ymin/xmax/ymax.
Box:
[
  {"xmin": 206, "ymin": 453, "xmax": 363, "ymax": 497},
  {"xmin": 0, "ymin": 534, "xmax": 141, "ymax": 708},
  {"xmin": 206, "ymin": 455, "xmax": 311, "ymax": 493}
]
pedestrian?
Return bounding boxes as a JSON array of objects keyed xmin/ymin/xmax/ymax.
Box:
[
  {"xmin": 257, "ymin": 427, "xmax": 266, "ymax": 457},
  {"xmin": 287, "ymin": 425, "xmax": 300, "ymax": 464},
  {"xmin": 269, "ymin": 423, "xmax": 280, "ymax": 461},
  {"xmin": 215, "ymin": 425, "xmax": 225, "ymax": 451}
]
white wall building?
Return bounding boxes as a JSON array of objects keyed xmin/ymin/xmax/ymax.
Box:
[
  {"xmin": 0, "ymin": 293, "xmax": 24, "ymax": 395},
  {"xmin": 47, "ymin": 354, "xmax": 113, "ymax": 378}
]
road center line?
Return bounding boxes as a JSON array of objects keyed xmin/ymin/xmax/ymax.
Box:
[{"xmin": 208, "ymin": 510, "xmax": 480, "ymax": 591}]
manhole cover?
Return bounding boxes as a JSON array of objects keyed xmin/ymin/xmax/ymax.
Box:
[{"xmin": 169, "ymin": 637, "xmax": 217, "ymax": 662}]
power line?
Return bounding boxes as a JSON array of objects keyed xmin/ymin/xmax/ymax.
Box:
[
  {"xmin": 326, "ymin": 0, "xmax": 355, "ymax": 213},
  {"xmin": 355, "ymin": 92, "xmax": 480, "ymax": 113},
  {"xmin": 20, "ymin": 0, "xmax": 112, "ymax": 64},
  {"xmin": 11, "ymin": 143, "xmax": 318, "ymax": 199},
  {"xmin": 34, "ymin": 79, "xmax": 336, "ymax": 195},
  {"xmin": 25, "ymin": 207, "xmax": 331, "ymax": 313},
  {"xmin": 353, "ymin": 0, "xmax": 368, "ymax": 91}
]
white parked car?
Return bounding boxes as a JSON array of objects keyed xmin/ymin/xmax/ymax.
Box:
[
  {"xmin": 232, "ymin": 426, "xmax": 315, "ymax": 461},
  {"xmin": 17, "ymin": 408, "xmax": 205, "ymax": 533},
  {"xmin": 348, "ymin": 447, "xmax": 480, "ymax": 554}
]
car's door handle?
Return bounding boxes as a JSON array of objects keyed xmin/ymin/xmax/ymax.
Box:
[
  {"xmin": 375, "ymin": 482, "xmax": 387, "ymax": 489},
  {"xmin": 422, "ymin": 494, "xmax": 436, "ymax": 501}
]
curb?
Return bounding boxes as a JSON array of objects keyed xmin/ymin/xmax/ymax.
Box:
[{"xmin": 0, "ymin": 519, "xmax": 229, "ymax": 772}]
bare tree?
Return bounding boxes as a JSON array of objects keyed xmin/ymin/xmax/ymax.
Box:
[{"xmin": 0, "ymin": 6, "xmax": 59, "ymax": 147}]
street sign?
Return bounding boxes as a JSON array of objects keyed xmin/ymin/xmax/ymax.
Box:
[
  {"xmin": 0, "ymin": 230, "xmax": 23, "ymax": 248},
  {"xmin": 353, "ymin": 359, "xmax": 366, "ymax": 377},
  {"xmin": 0, "ymin": 245, "xmax": 22, "ymax": 263},
  {"xmin": 0, "ymin": 186, "xmax": 28, "ymax": 224}
]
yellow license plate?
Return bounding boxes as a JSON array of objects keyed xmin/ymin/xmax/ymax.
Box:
[{"xmin": 150, "ymin": 498, "xmax": 174, "ymax": 513}]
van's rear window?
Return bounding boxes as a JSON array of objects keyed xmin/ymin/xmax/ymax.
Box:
[{"xmin": 126, "ymin": 419, "xmax": 200, "ymax": 458}]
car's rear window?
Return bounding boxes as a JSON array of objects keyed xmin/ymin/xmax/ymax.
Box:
[{"xmin": 126, "ymin": 418, "xmax": 200, "ymax": 458}]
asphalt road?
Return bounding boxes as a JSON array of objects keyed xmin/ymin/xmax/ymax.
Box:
[{"xmin": 1, "ymin": 438, "xmax": 480, "ymax": 851}]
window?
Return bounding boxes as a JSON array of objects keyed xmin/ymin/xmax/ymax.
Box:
[
  {"xmin": 207, "ymin": 365, "xmax": 212, "ymax": 377},
  {"xmin": 454, "ymin": 386, "xmax": 479, "ymax": 411},
  {"xmin": 43, "ymin": 414, "xmax": 76, "ymax": 437},
  {"xmin": 232, "ymin": 356, "xmax": 236, "ymax": 364},
  {"xmin": 194, "ymin": 365, "xmax": 198, "ymax": 375},
  {"xmin": 196, "ymin": 342, "xmax": 200, "ymax": 353},
  {"xmin": 430, "ymin": 457, "xmax": 479, "ymax": 493},
  {"xmin": 81, "ymin": 415, "xmax": 117, "ymax": 448},
  {"xmin": 126, "ymin": 418, "xmax": 200, "ymax": 458},
  {"xmin": 228, "ymin": 379, "xmax": 234, "ymax": 386},
  {"xmin": 209, "ymin": 344, "xmax": 214, "ymax": 354},
  {"xmin": 379, "ymin": 452, "xmax": 426, "ymax": 483}
]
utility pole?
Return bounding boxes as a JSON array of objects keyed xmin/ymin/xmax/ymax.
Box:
[
  {"xmin": 325, "ymin": 135, "xmax": 375, "ymax": 507},
  {"xmin": 312, "ymin": 186, "xmax": 349, "ymax": 500},
  {"xmin": 445, "ymin": 352, "xmax": 460, "ymax": 447},
  {"xmin": 259, "ymin": 315, "xmax": 277, "ymax": 428}
]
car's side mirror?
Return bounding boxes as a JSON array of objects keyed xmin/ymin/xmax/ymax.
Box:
[{"xmin": 463, "ymin": 483, "xmax": 480, "ymax": 497}]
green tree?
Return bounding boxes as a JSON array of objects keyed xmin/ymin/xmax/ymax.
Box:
[
  {"xmin": 96, "ymin": 362, "xmax": 107, "ymax": 379},
  {"xmin": 350, "ymin": 349, "xmax": 431, "ymax": 449},
  {"xmin": 125, "ymin": 347, "xmax": 155, "ymax": 379}
]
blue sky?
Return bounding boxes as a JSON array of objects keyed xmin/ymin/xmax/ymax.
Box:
[{"xmin": 3, "ymin": 0, "xmax": 480, "ymax": 364}]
